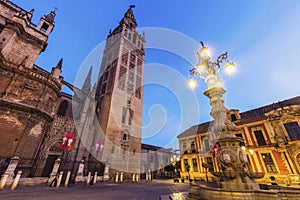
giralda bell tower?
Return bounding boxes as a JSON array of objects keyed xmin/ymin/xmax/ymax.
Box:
[{"xmin": 95, "ymin": 5, "xmax": 145, "ymax": 177}]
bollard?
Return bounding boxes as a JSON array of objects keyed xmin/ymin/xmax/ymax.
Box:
[
  {"xmin": 120, "ymin": 172, "xmax": 123, "ymax": 183},
  {"xmin": 86, "ymin": 172, "xmax": 91, "ymax": 185},
  {"xmin": 64, "ymin": 171, "xmax": 71, "ymax": 187},
  {"xmin": 11, "ymin": 171, "xmax": 22, "ymax": 190},
  {"xmin": 0, "ymin": 174, "xmax": 9, "ymax": 190},
  {"xmin": 115, "ymin": 172, "xmax": 119, "ymax": 183},
  {"xmin": 132, "ymin": 174, "xmax": 135, "ymax": 183},
  {"xmin": 93, "ymin": 172, "xmax": 98, "ymax": 185},
  {"xmin": 56, "ymin": 171, "xmax": 63, "ymax": 188},
  {"xmin": 149, "ymin": 172, "xmax": 152, "ymax": 182},
  {"xmin": 136, "ymin": 174, "xmax": 139, "ymax": 182}
]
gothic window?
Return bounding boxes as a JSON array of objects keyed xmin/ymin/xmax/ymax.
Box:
[
  {"xmin": 284, "ymin": 122, "xmax": 300, "ymax": 141},
  {"xmin": 261, "ymin": 153, "xmax": 277, "ymax": 173},
  {"xmin": 206, "ymin": 157, "xmax": 214, "ymax": 172},
  {"xmin": 123, "ymin": 133, "xmax": 127, "ymax": 141},
  {"xmin": 57, "ymin": 100, "xmax": 68, "ymax": 117},
  {"xmin": 254, "ymin": 130, "xmax": 267, "ymax": 146},
  {"xmin": 122, "ymin": 130, "xmax": 130, "ymax": 143},
  {"xmin": 192, "ymin": 158, "xmax": 198, "ymax": 172}
]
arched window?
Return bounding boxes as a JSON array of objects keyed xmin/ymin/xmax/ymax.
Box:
[
  {"xmin": 57, "ymin": 100, "xmax": 68, "ymax": 117},
  {"xmin": 122, "ymin": 130, "xmax": 130, "ymax": 145}
]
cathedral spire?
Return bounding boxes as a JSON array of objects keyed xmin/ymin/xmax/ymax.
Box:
[{"xmin": 82, "ymin": 66, "xmax": 93, "ymax": 95}]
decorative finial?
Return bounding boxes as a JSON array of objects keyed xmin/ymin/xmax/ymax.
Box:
[
  {"xmin": 200, "ymin": 41, "xmax": 205, "ymax": 48},
  {"xmin": 129, "ymin": 5, "xmax": 136, "ymax": 9},
  {"xmin": 57, "ymin": 58, "xmax": 63, "ymax": 70}
]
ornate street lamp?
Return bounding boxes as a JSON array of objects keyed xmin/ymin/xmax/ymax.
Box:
[
  {"xmin": 188, "ymin": 42, "xmax": 264, "ymax": 190},
  {"xmin": 188, "ymin": 41, "xmax": 237, "ymax": 137}
]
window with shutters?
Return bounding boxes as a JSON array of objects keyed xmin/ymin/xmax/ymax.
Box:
[
  {"xmin": 261, "ymin": 153, "xmax": 277, "ymax": 173},
  {"xmin": 254, "ymin": 130, "xmax": 267, "ymax": 146},
  {"xmin": 284, "ymin": 122, "xmax": 300, "ymax": 141}
]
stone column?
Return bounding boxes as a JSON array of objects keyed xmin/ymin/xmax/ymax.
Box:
[
  {"xmin": 103, "ymin": 163, "xmax": 109, "ymax": 181},
  {"xmin": 75, "ymin": 160, "xmax": 85, "ymax": 183}
]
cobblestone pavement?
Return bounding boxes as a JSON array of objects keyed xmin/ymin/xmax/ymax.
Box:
[{"xmin": 0, "ymin": 179, "xmax": 190, "ymax": 200}]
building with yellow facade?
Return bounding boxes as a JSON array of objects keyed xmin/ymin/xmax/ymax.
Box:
[{"xmin": 178, "ymin": 96, "xmax": 300, "ymax": 185}]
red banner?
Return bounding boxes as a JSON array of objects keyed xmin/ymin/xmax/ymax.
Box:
[
  {"xmin": 65, "ymin": 133, "xmax": 74, "ymax": 151},
  {"xmin": 60, "ymin": 132, "xmax": 69, "ymax": 149},
  {"xmin": 93, "ymin": 139, "xmax": 104, "ymax": 156},
  {"xmin": 212, "ymin": 144, "xmax": 218, "ymax": 157}
]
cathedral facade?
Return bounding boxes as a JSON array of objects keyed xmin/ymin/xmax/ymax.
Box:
[{"xmin": 0, "ymin": 0, "xmax": 144, "ymax": 180}]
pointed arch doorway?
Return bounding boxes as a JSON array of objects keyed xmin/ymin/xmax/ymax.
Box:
[{"xmin": 42, "ymin": 141, "xmax": 62, "ymax": 177}]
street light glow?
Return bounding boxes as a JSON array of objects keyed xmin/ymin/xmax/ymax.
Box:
[
  {"xmin": 198, "ymin": 47, "xmax": 211, "ymax": 61},
  {"xmin": 224, "ymin": 62, "xmax": 236, "ymax": 74},
  {"xmin": 196, "ymin": 63, "xmax": 206, "ymax": 74},
  {"xmin": 188, "ymin": 78, "xmax": 196, "ymax": 90}
]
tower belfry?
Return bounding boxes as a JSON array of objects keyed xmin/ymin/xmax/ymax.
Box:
[{"xmin": 93, "ymin": 6, "xmax": 145, "ymax": 177}]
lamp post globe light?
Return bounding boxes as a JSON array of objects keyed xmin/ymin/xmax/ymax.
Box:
[{"xmin": 188, "ymin": 42, "xmax": 264, "ymax": 192}]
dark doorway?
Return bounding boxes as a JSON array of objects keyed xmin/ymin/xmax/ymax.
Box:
[{"xmin": 42, "ymin": 155, "xmax": 59, "ymax": 177}]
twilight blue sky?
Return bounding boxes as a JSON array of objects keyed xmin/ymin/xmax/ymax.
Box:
[{"xmin": 13, "ymin": 0, "xmax": 300, "ymax": 149}]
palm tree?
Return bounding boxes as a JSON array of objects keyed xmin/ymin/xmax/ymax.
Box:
[{"xmin": 202, "ymin": 163, "xmax": 210, "ymax": 182}]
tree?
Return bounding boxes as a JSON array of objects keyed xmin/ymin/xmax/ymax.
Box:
[{"xmin": 202, "ymin": 163, "xmax": 210, "ymax": 182}]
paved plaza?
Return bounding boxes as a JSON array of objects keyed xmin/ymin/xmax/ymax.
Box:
[{"xmin": 0, "ymin": 179, "xmax": 189, "ymax": 200}]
